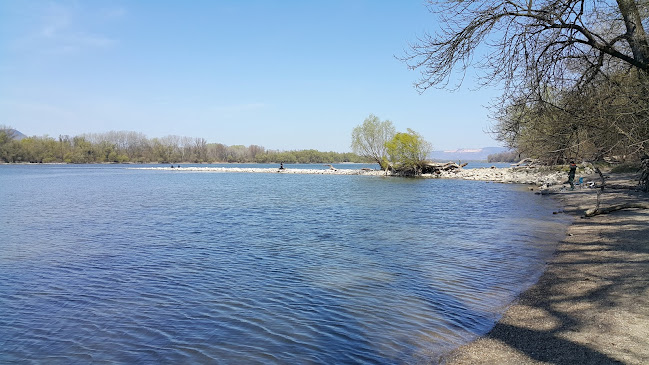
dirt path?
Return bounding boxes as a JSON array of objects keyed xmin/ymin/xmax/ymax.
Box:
[{"xmin": 444, "ymin": 174, "xmax": 649, "ymax": 364}]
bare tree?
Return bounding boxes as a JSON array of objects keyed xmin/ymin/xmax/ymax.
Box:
[
  {"xmin": 402, "ymin": 0, "xmax": 649, "ymax": 93},
  {"xmin": 207, "ymin": 143, "xmax": 229, "ymax": 162},
  {"xmin": 403, "ymin": 1, "xmax": 649, "ymax": 159}
]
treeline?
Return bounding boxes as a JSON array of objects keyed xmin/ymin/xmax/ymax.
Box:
[
  {"xmin": 0, "ymin": 129, "xmax": 370, "ymax": 164},
  {"xmin": 487, "ymin": 150, "xmax": 520, "ymax": 163},
  {"xmin": 493, "ymin": 70, "xmax": 649, "ymax": 164}
]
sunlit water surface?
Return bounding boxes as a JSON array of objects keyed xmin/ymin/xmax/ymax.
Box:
[{"xmin": 0, "ymin": 164, "xmax": 568, "ymax": 364}]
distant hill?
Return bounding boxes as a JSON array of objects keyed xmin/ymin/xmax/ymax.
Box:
[
  {"xmin": 1, "ymin": 128, "xmax": 26, "ymax": 141},
  {"xmin": 429, "ymin": 147, "xmax": 508, "ymax": 161}
]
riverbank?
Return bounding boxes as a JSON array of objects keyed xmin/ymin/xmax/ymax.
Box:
[{"xmin": 444, "ymin": 172, "xmax": 649, "ymax": 364}]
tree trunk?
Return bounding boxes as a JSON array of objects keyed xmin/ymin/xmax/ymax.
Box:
[{"xmin": 616, "ymin": 0, "xmax": 649, "ymax": 69}]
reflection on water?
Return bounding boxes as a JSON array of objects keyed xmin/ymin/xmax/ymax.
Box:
[{"xmin": 0, "ymin": 165, "xmax": 569, "ymax": 363}]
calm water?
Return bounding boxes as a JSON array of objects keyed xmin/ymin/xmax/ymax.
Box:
[{"xmin": 0, "ymin": 164, "xmax": 568, "ymax": 364}]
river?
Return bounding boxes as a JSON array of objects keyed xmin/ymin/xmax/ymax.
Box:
[{"xmin": 0, "ymin": 164, "xmax": 568, "ymax": 364}]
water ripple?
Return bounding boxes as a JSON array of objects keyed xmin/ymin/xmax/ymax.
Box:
[{"xmin": 0, "ymin": 165, "xmax": 569, "ymax": 363}]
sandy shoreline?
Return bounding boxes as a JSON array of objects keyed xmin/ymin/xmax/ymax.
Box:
[{"xmin": 444, "ymin": 173, "xmax": 649, "ymax": 364}]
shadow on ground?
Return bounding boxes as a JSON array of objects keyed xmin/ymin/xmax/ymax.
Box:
[{"xmin": 445, "ymin": 189, "xmax": 649, "ymax": 364}]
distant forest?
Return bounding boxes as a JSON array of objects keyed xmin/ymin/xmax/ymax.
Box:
[
  {"xmin": 487, "ymin": 150, "xmax": 520, "ymax": 163},
  {"xmin": 0, "ymin": 129, "xmax": 372, "ymax": 164}
]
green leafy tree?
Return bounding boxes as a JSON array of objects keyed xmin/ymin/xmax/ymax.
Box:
[
  {"xmin": 385, "ymin": 128, "xmax": 432, "ymax": 175},
  {"xmin": 351, "ymin": 114, "xmax": 395, "ymax": 170},
  {"xmin": 0, "ymin": 130, "xmax": 13, "ymax": 162},
  {"xmin": 0, "ymin": 128, "xmax": 371, "ymax": 165}
]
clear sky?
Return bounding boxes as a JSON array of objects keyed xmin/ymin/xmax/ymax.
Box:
[{"xmin": 0, "ymin": 0, "xmax": 503, "ymax": 152}]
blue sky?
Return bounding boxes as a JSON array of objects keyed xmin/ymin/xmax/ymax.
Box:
[{"xmin": 0, "ymin": 0, "xmax": 502, "ymax": 152}]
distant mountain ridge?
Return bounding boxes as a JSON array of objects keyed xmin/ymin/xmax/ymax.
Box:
[
  {"xmin": 429, "ymin": 147, "xmax": 508, "ymax": 161},
  {"xmin": 1, "ymin": 128, "xmax": 26, "ymax": 140}
]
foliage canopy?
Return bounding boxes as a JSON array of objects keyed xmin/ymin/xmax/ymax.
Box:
[
  {"xmin": 385, "ymin": 129, "xmax": 433, "ymax": 175},
  {"xmin": 350, "ymin": 116, "xmax": 432, "ymax": 174},
  {"xmin": 0, "ymin": 128, "xmax": 370, "ymax": 164},
  {"xmin": 351, "ymin": 114, "xmax": 396, "ymax": 170}
]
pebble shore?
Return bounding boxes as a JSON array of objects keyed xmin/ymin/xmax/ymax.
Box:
[
  {"xmin": 133, "ymin": 166, "xmax": 574, "ymax": 186},
  {"xmin": 433, "ymin": 167, "xmax": 568, "ymax": 185}
]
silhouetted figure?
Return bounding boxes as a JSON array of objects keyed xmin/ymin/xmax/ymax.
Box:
[
  {"xmin": 640, "ymin": 155, "xmax": 649, "ymax": 192},
  {"xmin": 567, "ymin": 161, "xmax": 577, "ymax": 190},
  {"xmin": 279, "ymin": 163, "xmax": 285, "ymax": 170}
]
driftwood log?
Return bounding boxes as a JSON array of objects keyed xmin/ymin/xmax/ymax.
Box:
[
  {"xmin": 421, "ymin": 161, "xmax": 463, "ymax": 174},
  {"xmin": 584, "ymin": 202, "xmax": 649, "ymax": 217},
  {"xmin": 591, "ymin": 184, "xmax": 640, "ymax": 190},
  {"xmin": 583, "ymin": 165, "xmax": 649, "ymax": 216},
  {"xmin": 511, "ymin": 158, "xmax": 541, "ymax": 168}
]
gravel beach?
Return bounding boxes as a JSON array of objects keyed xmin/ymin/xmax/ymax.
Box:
[{"xmin": 133, "ymin": 165, "xmax": 568, "ymax": 184}]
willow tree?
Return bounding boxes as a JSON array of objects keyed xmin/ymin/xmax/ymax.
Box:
[
  {"xmin": 402, "ymin": 0, "xmax": 649, "ymax": 158},
  {"xmin": 385, "ymin": 128, "xmax": 433, "ymax": 175},
  {"xmin": 351, "ymin": 114, "xmax": 396, "ymax": 170}
]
